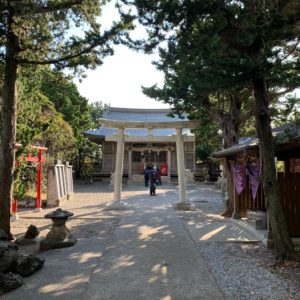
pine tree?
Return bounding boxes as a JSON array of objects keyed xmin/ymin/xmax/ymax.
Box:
[{"xmin": 0, "ymin": 0, "xmax": 133, "ymax": 236}]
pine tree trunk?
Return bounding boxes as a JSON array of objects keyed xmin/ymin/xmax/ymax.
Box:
[
  {"xmin": 253, "ymin": 77, "xmax": 296, "ymax": 259},
  {"xmin": 220, "ymin": 110, "xmax": 240, "ymax": 217},
  {"xmin": 221, "ymin": 159, "xmax": 234, "ymax": 217},
  {"xmin": 0, "ymin": 8, "xmax": 18, "ymax": 236}
]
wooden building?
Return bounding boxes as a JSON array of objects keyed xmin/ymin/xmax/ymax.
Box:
[
  {"xmin": 214, "ymin": 123, "xmax": 300, "ymax": 237},
  {"xmin": 85, "ymin": 107, "xmax": 196, "ymax": 182}
]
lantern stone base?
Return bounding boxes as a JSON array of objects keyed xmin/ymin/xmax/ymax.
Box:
[
  {"xmin": 103, "ymin": 201, "xmax": 128, "ymax": 211},
  {"xmin": 10, "ymin": 214, "xmax": 19, "ymax": 222},
  {"xmin": 40, "ymin": 224, "xmax": 77, "ymax": 251},
  {"xmin": 173, "ymin": 202, "xmax": 195, "ymax": 211}
]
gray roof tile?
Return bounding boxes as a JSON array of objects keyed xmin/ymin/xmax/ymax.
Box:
[{"xmin": 86, "ymin": 107, "xmax": 194, "ymax": 138}]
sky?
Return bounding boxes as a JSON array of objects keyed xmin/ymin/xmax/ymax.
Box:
[
  {"xmin": 74, "ymin": 2, "xmax": 169, "ymax": 109},
  {"xmin": 75, "ymin": 46, "xmax": 169, "ymax": 109}
]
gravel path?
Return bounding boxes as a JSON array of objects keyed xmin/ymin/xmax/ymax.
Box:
[{"xmin": 178, "ymin": 185, "xmax": 300, "ymax": 300}]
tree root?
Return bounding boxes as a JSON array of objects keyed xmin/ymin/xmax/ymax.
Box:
[
  {"xmin": 276, "ymin": 251, "xmax": 300, "ymax": 263},
  {"xmin": 220, "ymin": 208, "xmax": 233, "ymax": 218}
]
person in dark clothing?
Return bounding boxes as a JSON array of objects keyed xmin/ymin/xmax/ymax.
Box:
[
  {"xmin": 149, "ymin": 168, "xmax": 157, "ymax": 196},
  {"xmin": 155, "ymin": 167, "xmax": 162, "ymax": 185},
  {"xmin": 144, "ymin": 163, "xmax": 153, "ymax": 187},
  {"xmin": 144, "ymin": 167, "xmax": 149, "ymax": 187}
]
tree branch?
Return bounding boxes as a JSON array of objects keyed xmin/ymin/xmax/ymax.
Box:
[
  {"xmin": 13, "ymin": 0, "xmax": 84, "ymax": 16},
  {"xmin": 18, "ymin": 42, "xmax": 97, "ymax": 65},
  {"xmin": 17, "ymin": 24, "xmax": 123, "ymax": 66}
]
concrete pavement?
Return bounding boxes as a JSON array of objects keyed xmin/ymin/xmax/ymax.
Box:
[
  {"xmin": 4, "ymin": 184, "xmax": 260, "ymax": 300},
  {"xmin": 83, "ymin": 192, "xmax": 224, "ymax": 300}
]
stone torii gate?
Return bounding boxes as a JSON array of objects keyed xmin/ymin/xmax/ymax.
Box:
[{"xmin": 98, "ymin": 118, "xmax": 197, "ymax": 210}]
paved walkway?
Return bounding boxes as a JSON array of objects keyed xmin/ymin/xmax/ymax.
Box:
[
  {"xmin": 4, "ymin": 184, "xmax": 259, "ymax": 300},
  {"xmin": 84, "ymin": 193, "xmax": 223, "ymax": 300}
]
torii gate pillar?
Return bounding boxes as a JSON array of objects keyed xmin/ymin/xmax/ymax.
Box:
[
  {"xmin": 114, "ymin": 128, "xmax": 125, "ymax": 201},
  {"xmin": 98, "ymin": 118, "xmax": 197, "ymax": 211},
  {"xmin": 173, "ymin": 128, "xmax": 193, "ymax": 210}
]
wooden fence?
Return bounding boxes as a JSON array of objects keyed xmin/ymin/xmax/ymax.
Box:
[
  {"xmin": 278, "ymin": 172, "xmax": 300, "ymax": 237},
  {"xmin": 237, "ymin": 172, "xmax": 300, "ymax": 236},
  {"xmin": 238, "ymin": 178, "xmax": 266, "ymax": 211}
]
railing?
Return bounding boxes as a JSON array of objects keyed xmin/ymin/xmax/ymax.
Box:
[{"xmin": 46, "ymin": 160, "xmax": 73, "ymax": 207}]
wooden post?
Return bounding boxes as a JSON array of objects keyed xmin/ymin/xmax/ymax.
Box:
[
  {"xmin": 35, "ymin": 149, "xmax": 42, "ymax": 211},
  {"xmin": 232, "ymin": 190, "xmax": 241, "ymax": 219},
  {"xmin": 128, "ymin": 149, "xmax": 132, "ymax": 180},
  {"xmin": 167, "ymin": 150, "xmax": 171, "ymax": 182}
]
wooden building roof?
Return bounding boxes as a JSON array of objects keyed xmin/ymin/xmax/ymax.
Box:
[{"xmin": 214, "ymin": 123, "xmax": 300, "ymax": 160}]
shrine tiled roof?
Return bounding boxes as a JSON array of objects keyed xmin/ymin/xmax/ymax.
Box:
[
  {"xmin": 104, "ymin": 107, "xmax": 185, "ymax": 122},
  {"xmin": 85, "ymin": 107, "xmax": 194, "ymax": 139}
]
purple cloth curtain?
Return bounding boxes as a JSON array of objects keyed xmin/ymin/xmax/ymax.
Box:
[
  {"xmin": 246, "ymin": 163, "xmax": 260, "ymax": 200},
  {"xmin": 231, "ymin": 162, "xmax": 246, "ymax": 195},
  {"xmin": 231, "ymin": 162, "xmax": 260, "ymax": 200}
]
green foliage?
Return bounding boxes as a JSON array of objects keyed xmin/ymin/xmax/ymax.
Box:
[
  {"xmin": 34, "ymin": 113, "xmax": 75, "ymax": 161},
  {"xmin": 15, "ymin": 65, "xmax": 108, "ymax": 175},
  {"xmin": 122, "ymin": 1, "xmax": 261, "ymax": 148},
  {"xmin": 274, "ymin": 125, "xmax": 299, "ymax": 145},
  {"xmin": 39, "ymin": 68, "xmax": 92, "ymax": 137},
  {"xmin": 0, "ymin": 1, "xmax": 134, "ymax": 76},
  {"xmin": 195, "ymin": 144, "xmax": 214, "ymax": 163},
  {"xmin": 120, "ymin": 0, "xmax": 300, "ymax": 144},
  {"xmin": 15, "ymin": 65, "xmax": 107, "ymax": 178},
  {"xmin": 17, "ymin": 67, "xmax": 75, "ymax": 159},
  {"xmin": 89, "ymin": 101, "xmax": 108, "ymax": 127},
  {"xmin": 13, "ymin": 147, "xmax": 39, "ymax": 199},
  {"xmin": 13, "ymin": 159, "xmax": 29, "ymax": 200},
  {"xmin": 192, "ymin": 109, "xmax": 221, "ymax": 147},
  {"xmin": 271, "ymin": 95, "xmax": 300, "ymax": 126}
]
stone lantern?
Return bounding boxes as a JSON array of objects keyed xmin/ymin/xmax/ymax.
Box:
[{"xmin": 40, "ymin": 208, "xmax": 77, "ymax": 251}]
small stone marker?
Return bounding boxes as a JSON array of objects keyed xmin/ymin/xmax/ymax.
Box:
[
  {"xmin": 24, "ymin": 225, "xmax": 39, "ymax": 239},
  {"xmin": 15, "ymin": 224, "xmax": 40, "ymax": 245},
  {"xmin": 40, "ymin": 208, "xmax": 77, "ymax": 251}
]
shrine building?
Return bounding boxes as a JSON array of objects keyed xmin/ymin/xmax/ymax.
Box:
[{"xmin": 85, "ymin": 107, "xmax": 196, "ymax": 183}]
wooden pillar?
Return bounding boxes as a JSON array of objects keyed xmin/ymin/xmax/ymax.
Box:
[
  {"xmin": 128, "ymin": 149, "xmax": 132, "ymax": 180},
  {"xmin": 35, "ymin": 149, "xmax": 43, "ymax": 211},
  {"xmin": 220, "ymin": 162, "xmax": 226, "ymax": 195},
  {"xmin": 167, "ymin": 150, "xmax": 171, "ymax": 181},
  {"xmin": 232, "ymin": 190, "xmax": 241, "ymax": 219}
]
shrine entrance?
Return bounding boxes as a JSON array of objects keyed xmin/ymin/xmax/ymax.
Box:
[
  {"xmin": 98, "ymin": 117, "xmax": 196, "ymax": 209},
  {"xmin": 143, "ymin": 151, "xmax": 167, "ymax": 168},
  {"xmin": 130, "ymin": 144, "xmax": 169, "ymax": 174}
]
